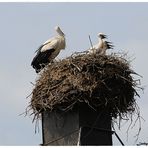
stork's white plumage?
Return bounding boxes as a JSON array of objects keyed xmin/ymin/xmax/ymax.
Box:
[
  {"xmin": 31, "ymin": 26, "xmax": 66, "ymax": 73},
  {"xmin": 88, "ymin": 33, "xmax": 113, "ymax": 55}
]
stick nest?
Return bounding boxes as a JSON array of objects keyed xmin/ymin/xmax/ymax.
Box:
[{"xmin": 30, "ymin": 52, "xmax": 141, "ymax": 119}]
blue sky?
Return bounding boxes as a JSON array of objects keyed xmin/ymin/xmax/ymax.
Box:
[{"xmin": 0, "ymin": 2, "xmax": 148, "ymax": 145}]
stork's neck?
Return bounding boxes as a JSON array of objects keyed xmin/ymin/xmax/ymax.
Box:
[{"xmin": 98, "ymin": 37, "xmax": 103, "ymax": 43}]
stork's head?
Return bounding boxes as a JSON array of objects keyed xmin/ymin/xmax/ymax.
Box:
[
  {"xmin": 98, "ymin": 33, "xmax": 107, "ymax": 39},
  {"xmin": 55, "ymin": 26, "xmax": 65, "ymax": 36}
]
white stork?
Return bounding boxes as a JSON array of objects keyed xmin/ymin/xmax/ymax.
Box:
[
  {"xmin": 31, "ymin": 26, "xmax": 66, "ymax": 73},
  {"xmin": 88, "ymin": 33, "xmax": 113, "ymax": 55}
]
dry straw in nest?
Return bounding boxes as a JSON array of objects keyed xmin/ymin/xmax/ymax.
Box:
[{"xmin": 30, "ymin": 52, "xmax": 141, "ymax": 122}]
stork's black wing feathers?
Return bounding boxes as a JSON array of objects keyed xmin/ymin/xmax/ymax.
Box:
[
  {"xmin": 31, "ymin": 48, "xmax": 55, "ymax": 73},
  {"xmin": 105, "ymin": 41, "xmax": 114, "ymax": 49},
  {"xmin": 34, "ymin": 44, "xmax": 44, "ymax": 53}
]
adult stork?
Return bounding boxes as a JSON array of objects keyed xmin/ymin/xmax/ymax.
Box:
[
  {"xmin": 88, "ymin": 33, "xmax": 113, "ymax": 55},
  {"xmin": 31, "ymin": 26, "xmax": 66, "ymax": 73}
]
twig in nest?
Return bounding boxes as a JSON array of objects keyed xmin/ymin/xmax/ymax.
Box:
[
  {"xmin": 30, "ymin": 82, "xmax": 35, "ymax": 86},
  {"xmin": 71, "ymin": 62, "xmax": 81, "ymax": 72},
  {"xmin": 89, "ymin": 35, "xmax": 93, "ymax": 49}
]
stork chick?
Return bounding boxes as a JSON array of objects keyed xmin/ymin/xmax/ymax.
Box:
[
  {"xmin": 88, "ymin": 33, "xmax": 113, "ymax": 55},
  {"xmin": 31, "ymin": 26, "xmax": 66, "ymax": 73}
]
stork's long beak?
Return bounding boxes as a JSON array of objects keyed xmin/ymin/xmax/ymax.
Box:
[
  {"xmin": 55, "ymin": 26, "xmax": 65, "ymax": 36},
  {"xmin": 101, "ymin": 34, "xmax": 107, "ymax": 39},
  {"xmin": 98, "ymin": 33, "xmax": 107, "ymax": 39}
]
